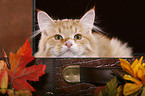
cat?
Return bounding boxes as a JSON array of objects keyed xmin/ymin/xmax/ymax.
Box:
[{"xmin": 34, "ymin": 8, "xmax": 132, "ymax": 57}]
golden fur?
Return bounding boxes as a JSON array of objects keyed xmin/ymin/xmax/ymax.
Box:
[{"xmin": 35, "ymin": 9, "xmax": 132, "ymax": 57}]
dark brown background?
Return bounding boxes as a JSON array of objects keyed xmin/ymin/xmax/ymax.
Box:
[{"xmin": 0, "ymin": 0, "xmax": 33, "ymax": 57}]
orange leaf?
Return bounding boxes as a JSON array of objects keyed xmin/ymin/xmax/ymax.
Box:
[
  {"xmin": 116, "ymin": 85, "xmax": 123, "ymax": 96},
  {"xmin": 14, "ymin": 64, "xmax": 46, "ymax": 81},
  {"xmin": 9, "ymin": 52, "xmax": 34, "ymax": 73},
  {"xmin": 12, "ymin": 64, "xmax": 46, "ymax": 91},
  {"xmin": 140, "ymin": 75, "xmax": 145, "ymax": 85},
  {"xmin": 16, "ymin": 39, "xmax": 32, "ymax": 56},
  {"xmin": 7, "ymin": 39, "xmax": 46, "ymax": 91}
]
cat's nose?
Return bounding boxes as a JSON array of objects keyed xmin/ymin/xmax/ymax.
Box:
[{"xmin": 65, "ymin": 43, "xmax": 72, "ymax": 48}]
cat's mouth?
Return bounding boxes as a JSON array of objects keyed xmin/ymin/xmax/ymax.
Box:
[
  {"xmin": 67, "ymin": 49, "xmax": 71, "ymax": 52},
  {"xmin": 60, "ymin": 48, "xmax": 77, "ymax": 57}
]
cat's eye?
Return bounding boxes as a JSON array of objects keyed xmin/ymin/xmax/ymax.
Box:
[
  {"xmin": 74, "ymin": 34, "xmax": 82, "ymax": 40},
  {"xmin": 54, "ymin": 35, "xmax": 63, "ymax": 40}
]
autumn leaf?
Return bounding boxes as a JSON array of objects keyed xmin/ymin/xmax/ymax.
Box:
[
  {"xmin": 16, "ymin": 39, "xmax": 32, "ymax": 56},
  {"xmin": 0, "ymin": 70, "xmax": 8, "ymax": 94},
  {"xmin": 0, "ymin": 60, "xmax": 7, "ymax": 70},
  {"xmin": 97, "ymin": 77, "xmax": 118, "ymax": 96},
  {"xmin": 94, "ymin": 86, "xmax": 105, "ymax": 95},
  {"xmin": 7, "ymin": 39, "xmax": 46, "ymax": 91},
  {"xmin": 116, "ymin": 85, "xmax": 123, "ymax": 96},
  {"xmin": 131, "ymin": 57, "xmax": 143, "ymax": 78},
  {"xmin": 8, "ymin": 52, "xmax": 34, "ymax": 76},
  {"xmin": 120, "ymin": 56, "xmax": 145, "ymax": 95},
  {"xmin": 123, "ymin": 83, "xmax": 143, "ymax": 95},
  {"xmin": 119, "ymin": 58, "xmax": 134, "ymax": 76},
  {"xmin": 141, "ymin": 87, "xmax": 145, "ymax": 96},
  {"xmin": 7, "ymin": 89, "xmax": 32, "ymax": 96},
  {"xmin": 10, "ymin": 64, "xmax": 46, "ymax": 91},
  {"xmin": 0, "ymin": 60, "xmax": 8, "ymax": 94},
  {"xmin": 124, "ymin": 75, "xmax": 142, "ymax": 85},
  {"xmin": 105, "ymin": 77, "xmax": 118, "ymax": 96},
  {"xmin": 9, "ymin": 39, "xmax": 34, "ymax": 72}
]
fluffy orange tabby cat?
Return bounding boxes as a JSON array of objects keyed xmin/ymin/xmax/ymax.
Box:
[{"xmin": 35, "ymin": 8, "xmax": 132, "ymax": 57}]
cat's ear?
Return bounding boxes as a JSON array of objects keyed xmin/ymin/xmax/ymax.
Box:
[
  {"xmin": 80, "ymin": 8, "xmax": 95, "ymax": 30},
  {"xmin": 37, "ymin": 11, "xmax": 55, "ymax": 31}
]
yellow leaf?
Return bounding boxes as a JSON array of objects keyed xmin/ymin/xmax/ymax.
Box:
[
  {"xmin": 124, "ymin": 75, "xmax": 142, "ymax": 85},
  {"xmin": 15, "ymin": 90, "xmax": 32, "ymax": 96},
  {"xmin": 131, "ymin": 59, "xmax": 139, "ymax": 69},
  {"xmin": 7, "ymin": 89, "xmax": 32, "ymax": 96},
  {"xmin": 139, "ymin": 56, "xmax": 143, "ymax": 64},
  {"xmin": 132, "ymin": 57, "xmax": 144, "ymax": 78},
  {"xmin": 131, "ymin": 59, "xmax": 140, "ymax": 77},
  {"xmin": 137, "ymin": 65, "xmax": 145, "ymax": 79},
  {"xmin": 0, "ymin": 70, "xmax": 8, "ymax": 94},
  {"xmin": 142, "ymin": 63, "xmax": 145, "ymax": 67},
  {"xmin": 123, "ymin": 83, "xmax": 143, "ymax": 95},
  {"xmin": 119, "ymin": 58, "xmax": 134, "ymax": 76}
]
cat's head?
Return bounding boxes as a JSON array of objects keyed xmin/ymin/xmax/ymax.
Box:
[{"xmin": 36, "ymin": 8, "xmax": 98, "ymax": 57}]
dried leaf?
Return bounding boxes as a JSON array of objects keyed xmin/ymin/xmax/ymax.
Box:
[{"xmin": 7, "ymin": 39, "xmax": 46, "ymax": 91}]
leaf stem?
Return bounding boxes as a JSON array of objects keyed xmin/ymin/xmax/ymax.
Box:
[{"xmin": 10, "ymin": 56, "xmax": 23, "ymax": 87}]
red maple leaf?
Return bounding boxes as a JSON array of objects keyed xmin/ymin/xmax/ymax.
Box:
[{"xmin": 7, "ymin": 39, "xmax": 46, "ymax": 91}]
